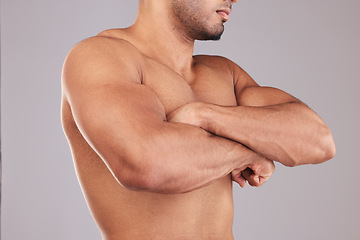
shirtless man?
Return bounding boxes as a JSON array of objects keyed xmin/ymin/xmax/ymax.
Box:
[{"xmin": 61, "ymin": 0, "xmax": 336, "ymax": 239}]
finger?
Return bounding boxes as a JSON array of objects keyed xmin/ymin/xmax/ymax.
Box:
[
  {"xmin": 237, "ymin": 175, "xmax": 247, "ymax": 188},
  {"xmin": 232, "ymin": 165, "xmax": 248, "ymax": 176},
  {"xmin": 241, "ymin": 168, "xmax": 261, "ymax": 187},
  {"xmin": 232, "ymin": 171, "xmax": 247, "ymax": 188},
  {"xmin": 232, "ymin": 169, "xmax": 241, "ymax": 176},
  {"xmin": 258, "ymin": 176, "xmax": 267, "ymax": 185}
]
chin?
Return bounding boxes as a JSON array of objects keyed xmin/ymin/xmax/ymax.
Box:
[
  {"xmin": 197, "ymin": 29, "xmax": 224, "ymax": 41},
  {"xmin": 188, "ymin": 21, "xmax": 225, "ymax": 41}
]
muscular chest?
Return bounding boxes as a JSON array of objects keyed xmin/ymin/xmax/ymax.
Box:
[{"xmin": 142, "ymin": 59, "xmax": 237, "ymax": 114}]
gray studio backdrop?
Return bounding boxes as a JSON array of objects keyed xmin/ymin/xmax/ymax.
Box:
[{"xmin": 1, "ymin": 0, "xmax": 359, "ymax": 239}]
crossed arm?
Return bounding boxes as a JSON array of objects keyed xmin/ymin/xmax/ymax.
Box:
[
  {"xmin": 168, "ymin": 59, "xmax": 336, "ymax": 185},
  {"xmin": 62, "ymin": 37, "xmax": 273, "ymax": 194},
  {"xmin": 168, "ymin": 88, "xmax": 336, "ymax": 167},
  {"xmin": 62, "ymin": 37, "xmax": 335, "ymax": 194}
]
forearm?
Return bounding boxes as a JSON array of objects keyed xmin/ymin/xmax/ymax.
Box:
[
  {"xmin": 200, "ymin": 102, "xmax": 336, "ymax": 167},
  {"xmin": 120, "ymin": 121, "xmax": 261, "ymax": 194}
]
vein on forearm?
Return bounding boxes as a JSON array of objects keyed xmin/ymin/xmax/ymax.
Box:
[{"xmin": 201, "ymin": 102, "xmax": 332, "ymax": 166}]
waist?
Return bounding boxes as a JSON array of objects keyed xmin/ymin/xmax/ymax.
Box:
[
  {"xmin": 103, "ymin": 231, "xmax": 234, "ymax": 240},
  {"xmin": 73, "ymin": 150, "xmax": 234, "ymax": 239},
  {"xmin": 85, "ymin": 176, "xmax": 234, "ymax": 239}
]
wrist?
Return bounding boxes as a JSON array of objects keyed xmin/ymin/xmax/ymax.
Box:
[
  {"xmin": 194, "ymin": 102, "xmax": 216, "ymax": 131},
  {"xmin": 230, "ymin": 143, "xmax": 255, "ymax": 170},
  {"xmin": 199, "ymin": 103, "xmax": 227, "ymax": 135}
]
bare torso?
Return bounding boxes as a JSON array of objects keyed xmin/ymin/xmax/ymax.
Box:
[{"xmin": 62, "ymin": 29, "xmax": 238, "ymax": 240}]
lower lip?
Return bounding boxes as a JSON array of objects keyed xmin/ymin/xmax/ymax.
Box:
[{"xmin": 217, "ymin": 11, "xmax": 229, "ymax": 21}]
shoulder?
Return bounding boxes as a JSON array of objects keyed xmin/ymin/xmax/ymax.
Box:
[
  {"xmin": 193, "ymin": 55, "xmax": 233, "ymax": 72},
  {"xmin": 193, "ymin": 55, "xmax": 234, "ymax": 84},
  {"xmin": 64, "ymin": 34, "xmax": 143, "ymax": 70},
  {"xmin": 62, "ymin": 35, "xmax": 144, "ymax": 91},
  {"xmin": 193, "ymin": 55, "xmax": 256, "ymax": 87},
  {"xmin": 193, "ymin": 55, "xmax": 247, "ymax": 76}
]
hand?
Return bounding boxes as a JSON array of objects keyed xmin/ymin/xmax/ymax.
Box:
[
  {"xmin": 232, "ymin": 158, "xmax": 275, "ymax": 188},
  {"xmin": 167, "ymin": 102, "xmax": 206, "ymax": 128}
]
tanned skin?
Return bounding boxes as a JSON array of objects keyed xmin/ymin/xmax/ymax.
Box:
[{"xmin": 61, "ymin": 0, "xmax": 336, "ymax": 239}]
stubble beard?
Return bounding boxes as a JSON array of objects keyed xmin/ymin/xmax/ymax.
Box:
[
  {"xmin": 187, "ymin": 22, "xmax": 224, "ymax": 41},
  {"xmin": 171, "ymin": 0, "xmax": 225, "ymax": 41}
]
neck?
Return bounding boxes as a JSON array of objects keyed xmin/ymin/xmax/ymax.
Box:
[{"xmin": 128, "ymin": 0, "xmax": 195, "ymax": 75}]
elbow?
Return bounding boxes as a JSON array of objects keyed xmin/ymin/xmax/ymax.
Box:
[
  {"xmin": 114, "ymin": 164, "xmax": 161, "ymax": 192},
  {"xmin": 113, "ymin": 169, "xmax": 154, "ymax": 192},
  {"xmin": 110, "ymin": 153, "xmax": 158, "ymax": 192},
  {"xmin": 308, "ymin": 126, "xmax": 336, "ymax": 165},
  {"xmin": 112, "ymin": 151, "xmax": 168, "ymax": 193},
  {"xmin": 317, "ymin": 128, "xmax": 336, "ymax": 163},
  {"xmin": 287, "ymin": 127, "xmax": 336, "ymax": 167}
]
